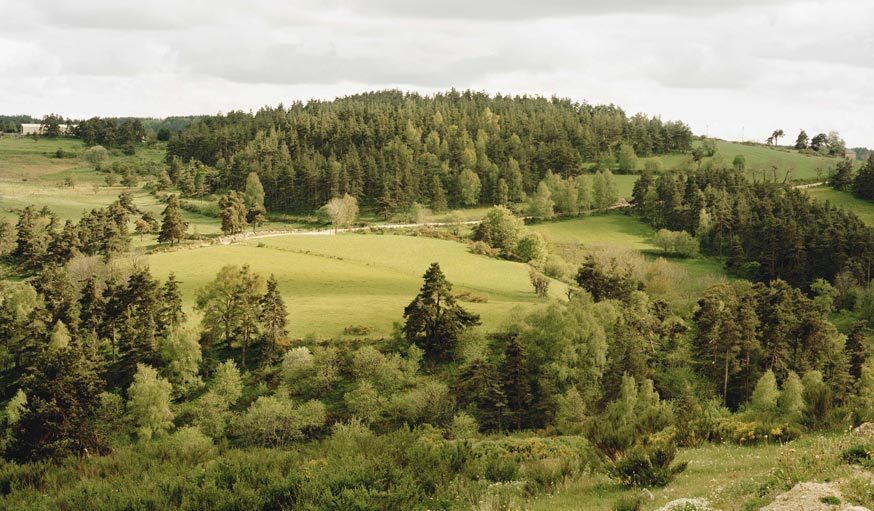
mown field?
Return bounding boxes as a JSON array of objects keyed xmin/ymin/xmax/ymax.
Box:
[{"xmin": 148, "ymin": 233, "xmax": 568, "ymax": 339}]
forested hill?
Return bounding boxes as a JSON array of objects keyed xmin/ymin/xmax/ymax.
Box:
[{"xmin": 165, "ymin": 90, "xmax": 694, "ymax": 214}]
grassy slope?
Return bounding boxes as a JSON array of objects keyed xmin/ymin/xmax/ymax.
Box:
[
  {"xmin": 147, "ymin": 233, "xmax": 566, "ymax": 339},
  {"xmin": 712, "ymin": 140, "xmax": 838, "ymax": 182},
  {"xmin": 0, "ymin": 136, "xmax": 300, "ymax": 235},
  {"xmin": 804, "ymin": 186, "xmax": 874, "ymax": 225}
]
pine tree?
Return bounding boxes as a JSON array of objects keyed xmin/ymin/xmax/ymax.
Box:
[
  {"xmin": 403, "ymin": 263, "xmax": 480, "ymax": 363},
  {"xmin": 160, "ymin": 273, "xmax": 185, "ymax": 331},
  {"xmin": 260, "ymin": 275, "xmax": 288, "ymax": 365},
  {"xmin": 501, "ymin": 338, "xmax": 532, "ymax": 430},
  {"xmin": 158, "ymin": 194, "xmax": 188, "ymax": 245},
  {"xmin": 845, "ymin": 322, "xmax": 871, "ymax": 381},
  {"xmin": 853, "ymin": 155, "xmax": 874, "ymax": 200},
  {"xmin": 11, "ymin": 344, "xmax": 107, "ymax": 460}
]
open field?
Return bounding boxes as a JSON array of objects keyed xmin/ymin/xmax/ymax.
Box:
[
  {"xmin": 713, "ymin": 140, "xmax": 840, "ymax": 182},
  {"xmin": 147, "ymin": 233, "xmax": 566, "ymax": 339},
  {"xmin": 530, "ymin": 214, "xmax": 729, "ymax": 303},
  {"xmin": 804, "ymin": 185, "xmax": 874, "ymax": 225}
]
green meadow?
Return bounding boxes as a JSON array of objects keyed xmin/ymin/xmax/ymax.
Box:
[
  {"xmin": 148, "ymin": 233, "xmax": 568, "ymax": 339},
  {"xmin": 803, "ymin": 185, "xmax": 874, "ymax": 225}
]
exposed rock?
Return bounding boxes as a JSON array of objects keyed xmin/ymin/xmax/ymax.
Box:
[{"xmin": 760, "ymin": 482, "xmax": 849, "ymax": 511}]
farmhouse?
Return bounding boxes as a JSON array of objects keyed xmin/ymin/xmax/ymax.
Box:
[
  {"xmin": 20, "ymin": 123, "xmax": 74, "ymax": 136},
  {"xmin": 846, "ymin": 150, "xmax": 857, "ymax": 161}
]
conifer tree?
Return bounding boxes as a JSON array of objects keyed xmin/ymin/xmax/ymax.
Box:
[
  {"xmin": 501, "ymin": 338, "xmax": 532, "ymax": 430},
  {"xmin": 260, "ymin": 275, "xmax": 288, "ymax": 365},
  {"xmin": 158, "ymin": 194, "xmax": 188, "ymax": 245},
  {"xmin": 403, "ymin": 263, "xmax": 480, "ymax": 363}
]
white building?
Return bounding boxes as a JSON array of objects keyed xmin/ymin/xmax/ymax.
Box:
[{"xmin": 20, "ymin": 123, "xmax": 74, "ymax": 136}]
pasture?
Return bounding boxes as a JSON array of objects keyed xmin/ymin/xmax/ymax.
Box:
[
  {"xmin": 147, "ymin": 233, "xmax": 567, "ymax": 339},
  {"xmin": 530, "ymin": 214, "xmax": 728, "ymax": 304},
  {"xmin": 803, "ymin": 185, "xmax": 874, "ymax": 225}
]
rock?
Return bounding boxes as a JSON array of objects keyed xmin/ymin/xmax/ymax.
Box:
[
  {"xmin": 760, "ymin": 482, "xmax": 843, "ymax": 511},
  {"xmin": 657, "ymin": 498, "xmax": 714, "ymax": 511},
  {"xmin": 852, "ymin": 422, "xmax": 874, "ymax": 438},
  {"xmin": 841, "ymin": 506, "xmax": 872, "ymax": 511}
]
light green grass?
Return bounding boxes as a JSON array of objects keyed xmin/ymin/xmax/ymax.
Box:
[
  {"xmin": 147, "ymin": 233, "xmax": 566, "ymax": 339},
  {"xmin": 530, "ymin": 214, "xmax": 728, "ymax": 304},
  {"xmin": 713, "ymin": 140, "xmax": 839, "ymax": 182},
  {"xmin": 531, "ymin": 214, "xmax": 657, "ymax": 251},
  {"xmin": 803, "ymin": 186, "xmax": 874, "ymax": 225}
]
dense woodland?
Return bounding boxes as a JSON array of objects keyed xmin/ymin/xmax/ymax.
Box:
[
  {"xmin": 2, "ymin": 92, "xmax": 874, "ymax": 509},
  {"xmin": 165, "ymin": 90, "xmax": 693, "ymax": 214}
]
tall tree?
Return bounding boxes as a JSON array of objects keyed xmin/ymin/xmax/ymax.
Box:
[
  {"xmin": 158, "ymin": 195, "xmax": 188, "ymax": 245},
  {"xmin": 794, "ymin": 130, "xmax": 809, "ymax": 150},
  {"xmin": 219, "ymin": 191, "xmax": 248, "ymax": 235},
  {"xmin": 260, "ymin": 275, "xmax": 288, "ymax": 365},
  {"xmin": 403, "ymin": 263, "xmax": 480, "ymax": 363}
]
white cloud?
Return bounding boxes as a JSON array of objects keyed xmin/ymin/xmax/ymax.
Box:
[{"xmin": 0, "ymin": 0, "xmax": 871, "ymax": 146}]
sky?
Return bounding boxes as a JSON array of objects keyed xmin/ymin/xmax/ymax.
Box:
[{"xmin": 0, "ymin": 0, "xmax": 872, "ymax": 146}]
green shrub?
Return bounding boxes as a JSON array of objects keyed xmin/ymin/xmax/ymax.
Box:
[
  {"xmin": 610, "ymin": 440, "xmax": 687, "ymax": 488},
  {"xmin": 841, "ymin": 443, "xmax": 874, "ymax": 468},
  {"xmin": 613, "ymin": 494, "xmax": 644, "ymax": 511}
]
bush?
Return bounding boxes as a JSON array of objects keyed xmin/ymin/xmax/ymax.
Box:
[
  {"xmin": 711, "ymin": 417, "xmax": 801, "ymax": 445},
  {"xmin": 470, "ymin": 241, "xmax": 501, "ymax": 257},
  {"xmin": 609, "ymin": 440, "xmax": 687, "ymax": 488},
  {"xmin": 343, "ymin": 325, "xmax": 371, "ymax": 336},
  {"xmin": 841, "ymin": 442, "xmax": 874, "ymax": 469},
  {"xmin": 613, "ymin": 495, "xmax": 644, "ymax": 511}
]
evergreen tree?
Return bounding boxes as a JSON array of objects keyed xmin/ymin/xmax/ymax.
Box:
[
  {"xmin": 159, "ymin": 273, "xmax": 186, "ymax": 331},
  {"xmin": 11, "ymin": 344, "xmax": 107, "ymax": 460},
  {"xmin": 501, "ymin": 338, "xmax": 532, "ymax": 430},
  {"xmin": 158, "ymin": 195, "xmax": 188, "ymax": 245},
  {"xmin": 853, "ymin": 155, "xmax": 874, "ymax": 200},
  {"xmin": 403, "ymin": 263, "xmax": 480, "ymax": 363},
  {"xmin": 845, "ymin": 322, "xmax": 871, "ymax": 381},
  {"xmin": 831, "ymin": 158, "xmax": 855, "ymax": 191},
  {"xmin": 260, "ymin": 275, "xmax": 288, "ymax": 365}
]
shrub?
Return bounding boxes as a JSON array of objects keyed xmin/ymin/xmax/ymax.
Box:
[
  {"xmin": 344, "ymin": 325, "xmax": 371, "ymax": 336},
  {"xmin": 610, "ymin": 440, "xmax": 687, "ymax": 488},
  {"xmin": 613, "ymin": 495, "xmax": 644, "ymax": 511},
  {"xmin": 470, "ymin": 241, "xmax": 501, "ymax": 257},
  {"xmin": 841, "ymin": 442, "xmax": 874, "ymax": 469}
]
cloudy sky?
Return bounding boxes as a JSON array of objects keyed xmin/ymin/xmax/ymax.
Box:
[{"xmin": 1, "ymin": 0, "xmax": 872, "ymax": 146}]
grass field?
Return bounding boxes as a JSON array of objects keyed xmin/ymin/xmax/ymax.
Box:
[
  {"xmin": 712, "ymin": 140, "xmax": 839, "ymax": 182},
  {"xmin": 803, "ymin": 185, "xmax": 874, "ymax": 225},
  {"xmin": 529, "ymin": 214, "xmax": 729, "ymax": 304},
  {"xmin": 147, "ymin": 233, "xmax": 566, "ymax": 339},
  {"xmin": 603, "ymin": 140, "xmax": 839, "ymax": 183}
]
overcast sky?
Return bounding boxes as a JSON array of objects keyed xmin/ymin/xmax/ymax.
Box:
[{"xmin": 1, "ymin": 0, "xmax": 872, "ymax": 146}]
